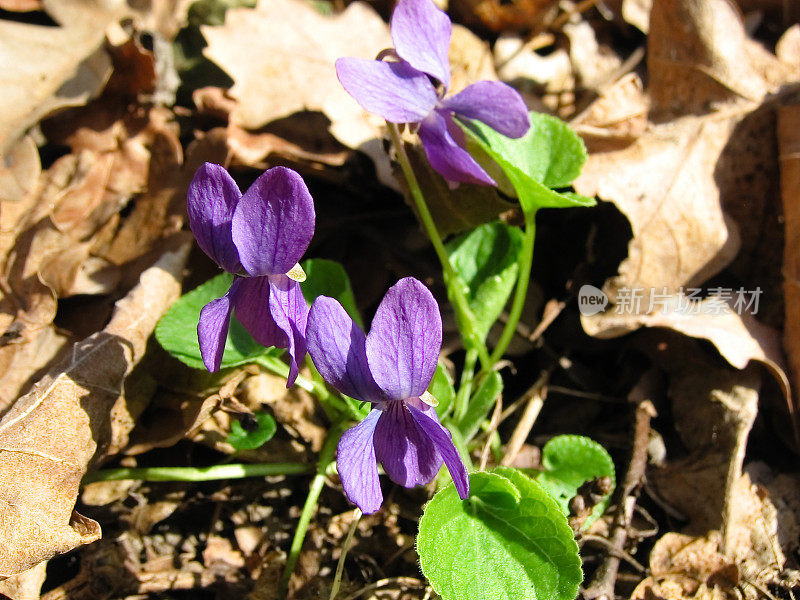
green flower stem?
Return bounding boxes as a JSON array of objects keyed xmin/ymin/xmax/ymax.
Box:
[
  {"xmin": 83, "ymin": 462, "xmax": 312, "ymax": 484},
  {"xmin": 453, "ymin": 348, "xmax": 478, "ymax": 423},
  {"xmin": 387, "ymin": 123, "xmax": 491, "ymax": 370},
  {"xmin": 487, "ymin": 211, "xmax": 536, "ymax": 369},
  {"xmin": 279, "ymin": 422, "xmax": 347, "ymax": 598}
]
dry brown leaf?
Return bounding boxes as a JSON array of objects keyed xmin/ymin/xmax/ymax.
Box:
[
  {"xmin": 571, "ymin": 72, "xmax": 649, "ymax": 149},
  {"xmin": 0, "ymin": 240, "xmax": 190, "ymax": 578},
  {"xmin": 574, "ymin": 111, "xmax": 743, "ymax": 297},
  {"xmin": 776, "ymin": 24, "xmax": 800, "ymax": 66},
  {"xmin": 581, "ymin": 295, "xmax": 789, "ymax": 397},
  {"xmin": 651, "ymin": 357, "xmax": 760, "ymax": 533},
  {"xmin": 0, "ymin": 106, "xmax": 184, "ymax": 412},
  {"xmin": 0, "ymin": 561, "xmax": 48, "ymax": 600},
  {"xmin": 201, "ymin": 0, "xmax": 389, "ymax": 153},
  {"xmin": 562, "ymin": 18, "xmax": 622, "ymax": 91},
  {"xmin": 0, "ymin": 0, "xmax": 129, "ymax": 153},
  {"xmin": 779, "ymin": 105, "xmax": 800, "ymax": 447},
  {"xmin": 0, "ymin": 0, "xmax": 41, "ymax": 10},
  {"xmin": 632, "ymin": 532, "xmax": 738, "ymax": 600},
  {"xmin": 648, "ymin": 0, "xmax": 769, "ymax": 116},
  {"xmin": 621, "ymin": 0, "xmax": 651, "ymax": 33},
  {"xmin": 574, "ymin": 0, "xmax": 797, "ymax": 304},
  {"xmin": 449, "ymin": 0, "xmax": 557, "ymax": 31}
]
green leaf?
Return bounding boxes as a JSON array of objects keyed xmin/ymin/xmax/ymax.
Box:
[
  {"xmin": 226, "ymin": 412, "xmax": 277, "ymax": 450},
  {"xmin": 535, "ymin": 435, "xmax": 616, "ymax": 529},
  {"xmin": 457, "ymin": 370, "xmax": 503, "ymax": 440},
  {"xmin": 461, "ymin": 111, "xmax": 595, "ymax": 215},
  {"xmin": 418, "ymin": 468, "xmax": 581, "ymax": 600},
  {"xmin": 429, "ymin": 363, "xmax": 456, "ymax": 419},
  {"xmin": 447, "ymin": 222, "xmax": 523, "ymax": 340},
  {"xmin": 156, "ymin": 272, "xmax": 282, "ymax": 370},
  {"xmin": 301, "ymin": 258, "xmax": 363, "ymax": 329}
]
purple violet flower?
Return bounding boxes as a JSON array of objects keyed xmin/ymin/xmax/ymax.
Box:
[
  {"xmin": 306, "ymin": 277, "xmax": 469, "ymax": 514},
  {"xmin": 187, "ymin": 162, "xmax": 315, "ymax": 386},
  {"xmin": 335, "ymin": 0, "xmax": 530, "ymax": 187}
]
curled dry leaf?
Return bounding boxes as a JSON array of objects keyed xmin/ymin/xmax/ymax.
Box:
[
  {"xmin": 574, "ymin": 0, "xmax": 797, "ymax": 300},
  {"xmin": 0, "ymin": 105, "xmax": 183, "ymax": 412},
  {"xmin": 582, "ymin": 296, "xmax": 789, "ymax": 398},
  {"xmin": 0, "ymin": 0, "xmax": 129, "ymax": 153},
  {"xmin": 0, "ymin": 239, "xmax": 190, "ymax": 578},
  {"xmin": 574, "ymin": 111, "xmax": 744, "ymax": 299}
]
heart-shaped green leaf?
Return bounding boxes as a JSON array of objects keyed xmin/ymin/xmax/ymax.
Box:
[
  {"xmin": 301, "ymin": 258, "xmax": 363, "ymax": 329},
  {"xmin": 462, "ymin": 112, "xmax": 595, "ymax": 215},
  {"xmin": 226, "ymin": 411, "xmax": 277, "ymax": 450},
  {"xmin": 156, "ymin": 272, "xmax": 282, "ymax": 370},
  {"xmin": 535, "ymin": 435, "xmax": 616, "ymax": 529},
  {"xmin": 418, "ymin": 468, "xmax": 581, "ymax": 600}
]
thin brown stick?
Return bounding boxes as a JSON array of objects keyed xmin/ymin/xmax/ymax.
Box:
[
  {"xmin": 583, "ymin": 396, "xmax": 656, "ymax": 600},
  {"xmin": 500, "ymin": 373, "xmax": 549, "ymax": 466}
]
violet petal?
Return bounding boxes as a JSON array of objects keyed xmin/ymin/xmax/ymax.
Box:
[
  {"xmin": 418, "ymin": 110, "xmax": 496, "ymax": 186},
  {"xmin": 408, "ymin": 403, "xmax": 470, "ymax": 499},
  {"xmin": 373, "ymin": 401, "xmax": 443, "ymax": 488},
  {"xmin": 335, "ymin": 57, "xmax": 437, "ymax": 123},
  {"xmin": 365, "ymin": 277, "xmax": 442, "ymax": 401},
  {"xmin": 267, "ymin": 275, "xmax": 309, "ymax": 387},
  {"xmin": 442, "ymin": 80, "xmax": 530, "ymax": 138},
  {"xmin": 233, "ymin": 276, "xmax": 286, "ymax": 349},
  {"xmin": 337, "ymin": 409, "xmax": 384, "ymax": 514},
  {"xmin": 391, "ymin": 0, "xmax": 452, "ymax": 88},
  {"xmin": 231, "ymin": 166, "xmax": 315, "ymax": 277},
  {"xmin": 306, "ymin": 296, "xmax": 384, "ymax": 403},
  {"xmin": 187, "ymin": 162, "xmax": 242, "ymax": 273},
  {"xmin": 198, "ymin": 278, "xmax": 240, "ymax": 373}
]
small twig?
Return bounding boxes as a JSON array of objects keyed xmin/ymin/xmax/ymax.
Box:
[
  {"xmin": 329, "ymin": 509, "xmax": 362, "ymax": 600},
  {"xmin": 500, "ymin": 373, "xmax": 549, "ymax": 466},
  {"xmin": 341, "ymin": 577, "xmax": 425, "ymax": 600},
  {"xmin": 579, "ymin": 534, "xmax": 646, "ymax": 573},
  {"xmin": 583, "ymin": 389, "xmax": 656, "ymax": 600}
]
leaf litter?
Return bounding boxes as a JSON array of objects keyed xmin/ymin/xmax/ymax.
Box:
[{"xmin": 0, "ymin": 0, "xmax": 799, "ymax": 597}]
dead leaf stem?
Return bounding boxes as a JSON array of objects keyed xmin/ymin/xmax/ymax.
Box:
[{"xmin": 583, "ymin": 397, "xmax": 655, "ymax": 600}]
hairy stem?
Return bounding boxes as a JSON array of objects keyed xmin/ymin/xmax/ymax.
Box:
[
  {"xmin": 453, "ymin": 348, "xmax": 478, "ymax": 422},
  {"xmin": 387, "ymin": 123, "xmax": 491, "ymax": 370}
]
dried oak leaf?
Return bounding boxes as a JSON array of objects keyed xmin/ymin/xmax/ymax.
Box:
[
  {"xmin": 574, "ymin": 0, "xmax": 797, "ymax": 301},
  {"xmin": 0, "ymin": 240, "xmax": 190, "ymax": 578},
  {"xmin": 201, "ymin": 0, "xmax": 389, "ymax": 157},
  {"xmin": 581, "ymin": 296, "xmax": 789, "ymax": 398},
  {"xmin": 0, "ymin": 0, "xmax": 129, "ymax": 153},
  {"xmin": 574, "ymin": 112, "xmax": 744, "ymax": 300}
]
